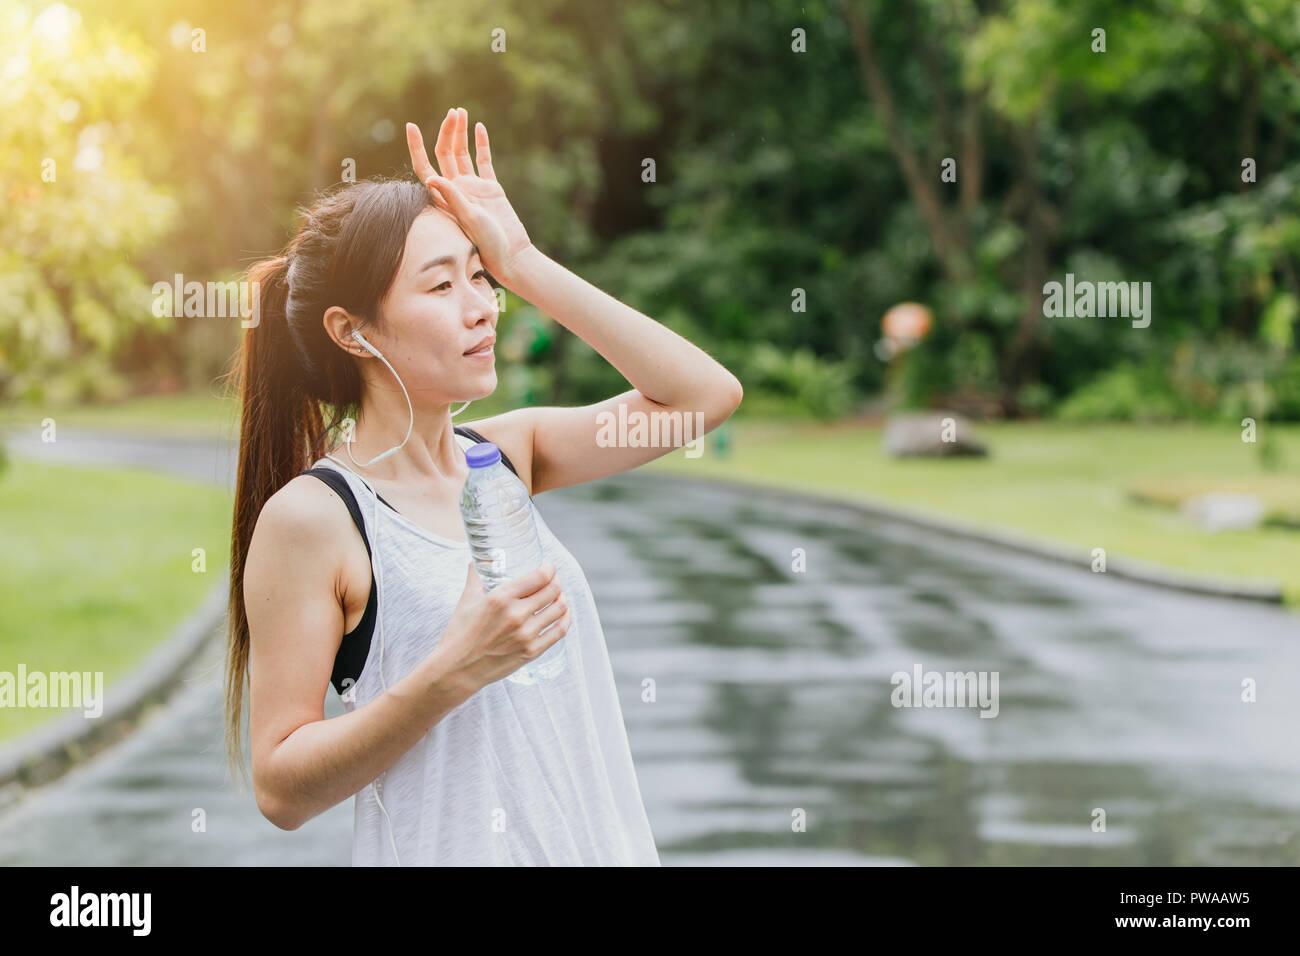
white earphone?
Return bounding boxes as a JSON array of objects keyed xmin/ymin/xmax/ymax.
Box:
[{"xmin": 347, "ymin": 329, "xmax": 471, "ymax": 465}]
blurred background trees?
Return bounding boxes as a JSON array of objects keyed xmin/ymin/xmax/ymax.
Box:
[{"xmin": 2, "ymin": 0, "xmax": 1297, "ymax": 422}]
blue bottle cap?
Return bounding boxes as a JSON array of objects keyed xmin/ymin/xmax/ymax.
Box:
[{"xmin": 465, "ymin": 442, "xmax": 502, "ymax": 468}]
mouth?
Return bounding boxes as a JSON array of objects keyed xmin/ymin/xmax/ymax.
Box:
[{"xmin": 464, "ymin": 335, "xmax": 496, "ymax": 357}]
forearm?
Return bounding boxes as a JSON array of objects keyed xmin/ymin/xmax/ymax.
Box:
[
  {"xmin": 501, "ymin": 245, "xmax": 742, "ymax": 408},
  {"xmin": 260, "ymin": 647, "xmax": 476, "ymax": 830}
]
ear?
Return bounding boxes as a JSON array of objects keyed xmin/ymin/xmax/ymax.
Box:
[{"xmin": 323, "ymin": 305, "xmax": 366, "ymax": 356}]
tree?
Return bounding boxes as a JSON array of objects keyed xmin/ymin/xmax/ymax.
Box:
[{"xmin": 0, "ymin": 1, "xmax": 177, "ymax": 403}]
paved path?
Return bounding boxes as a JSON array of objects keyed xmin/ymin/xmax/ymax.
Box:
[{"xmin": 2, "ymin": 427, "xmax": 1298, "ymax": 865}]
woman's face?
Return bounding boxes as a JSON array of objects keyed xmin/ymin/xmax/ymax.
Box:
[{"xmin": 368, "ymin": 207, "xmax": 499, "ymax": 402}]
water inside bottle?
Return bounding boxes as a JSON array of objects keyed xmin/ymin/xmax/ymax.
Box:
[{"xmin": 460, "ymin": 444, "xmax": 567, "ymax": 684}]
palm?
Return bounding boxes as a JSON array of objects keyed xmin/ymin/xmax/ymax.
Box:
[
  {"xmin": 406, "ymin": 109, "xmax": 532, "ymax": 280},
  {"xmin": 449, "ymin": 175, "xmax": 528, "ymax": 255}
]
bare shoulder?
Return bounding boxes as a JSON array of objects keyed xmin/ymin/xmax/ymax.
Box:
[
  {"xmin": 459, "ymin": 409, "xmax": 539, "ymax": 496},
  {"xmin": 250, "ymin": 474, "xmax": 353, "ymax": 552},
  {"xmin": 244, "ymin": 474, "xmax": 358, "ymax": 599}
]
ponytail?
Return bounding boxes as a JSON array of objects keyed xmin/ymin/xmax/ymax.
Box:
[
  {"xmin": 222, "ymin": 253, "xmax": 329, "ymax": 788},
  {"xmin": 220, "ymin": 177, "xmax": 433, "ymax": 789}
]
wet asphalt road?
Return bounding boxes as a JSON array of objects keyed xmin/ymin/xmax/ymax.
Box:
[{"xmin": 2, "ymin": 427, "xmax": 1298, "ymax": 865}]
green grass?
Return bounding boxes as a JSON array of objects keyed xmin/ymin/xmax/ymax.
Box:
[
  {"xmin": 646, "ymin": 418, "xmax": 1300, "ymax": 605},
  {"xmin": 1128, "ymin": 475, "xmax": 1300, "ymax": 526},
  {"xmin": 0, "ymin": 459, "xmax": 232, "ymax": 743}
]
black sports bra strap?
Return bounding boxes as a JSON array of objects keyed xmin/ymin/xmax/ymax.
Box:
[
  {"xmin": 301, "ymin": 466, "xmax": 376, "ymax": 697},
  {"xmin": 302, "ymin": 467, "xmax": 371, "ymax": 555}
]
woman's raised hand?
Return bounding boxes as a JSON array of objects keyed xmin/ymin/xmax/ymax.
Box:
[{"xmin": 406, "ymin": 108, "xmax": 534, "ymax": 284}]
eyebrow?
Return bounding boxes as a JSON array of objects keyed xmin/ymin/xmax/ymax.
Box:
[{"xmin": 416, "ymin": 245, "xmax": 479, "ymax": 274}]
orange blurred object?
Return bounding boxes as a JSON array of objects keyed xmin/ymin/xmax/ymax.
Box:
[{"xmin": 881, "ymin": 302, "xmax": 933, "ymax": 344}]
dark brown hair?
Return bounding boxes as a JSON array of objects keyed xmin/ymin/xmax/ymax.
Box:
[{"xmin": 221, "ymin": 177, "xmax": 432, "ymax": 786}]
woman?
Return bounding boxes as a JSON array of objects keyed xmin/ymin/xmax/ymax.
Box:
[{"xmin": 225, "ymin": 106, "xmax": 743, "ymax": 865}]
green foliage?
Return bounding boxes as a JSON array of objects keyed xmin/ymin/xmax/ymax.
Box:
[
  {"xmin": 1015, "ymin": 381, "xmax": 1055, "ymax": 417},
  {"xmin": 0, "ymin": 2, "xmax": 177, "ymax": 404},
  {"xmin": 740, "ymin": 343, "xmax": 857, "ymax": 420},
  {"xmin": 1056, "ymin": 337, "xmax": 1296, "ymax": 423},
  {"xmin": 1273, "ymin": 357, "xmax": 1300, "ymax": 421},
  {"xmin": 1056, "ymin": 361, "xmax": 1187, "ymax": 422},
  {"xmin": 894, "ymin": 331, "xmax": 1002, "ymax": 411},
  {"xmin": 7, "ymin": 0, "xmax": 1300, "ymax": 421},
  {"xmin": 21, "ymin": 352, "xmax": 132, "ymax": 407}
]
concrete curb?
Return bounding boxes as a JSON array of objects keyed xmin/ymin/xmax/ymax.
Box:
[
  {"xmin": 648, "ymin": 471, "xmax": 1287, "ymax": 604},
  {"xmin": 0, "ymin": 570, "xmax": 230, "ymax": 799}
]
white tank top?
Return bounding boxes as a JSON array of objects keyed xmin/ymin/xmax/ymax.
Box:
[{"xmin": 310, "ymin": 433, "xmax": 661, "ymax": 866}]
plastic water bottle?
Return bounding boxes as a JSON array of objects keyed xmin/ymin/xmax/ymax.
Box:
[{"xmin": 459, "ymin": 441, "xmax": 566, "ymax": 684}]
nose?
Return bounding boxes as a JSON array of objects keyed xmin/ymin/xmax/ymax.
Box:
[{"xmin": 461, "ymin": 279, "xmax": 498, "ymax": 324}]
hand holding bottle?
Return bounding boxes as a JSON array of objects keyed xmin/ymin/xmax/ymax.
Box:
[{"xmin": 434, "ymin": 561, "xmax": 570, "ymax": 692}]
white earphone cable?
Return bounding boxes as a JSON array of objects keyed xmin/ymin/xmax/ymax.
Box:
[
  {"xmin": 346, "ymin": 328, "xmax": 470, "ymax": 472},
  {"xmin": 323, "ymin": 451, "xmax": 402, "ymax": 866},
  {"xmin": 328, "ymin": 327, "xmax": 473, "ymax": 866}
]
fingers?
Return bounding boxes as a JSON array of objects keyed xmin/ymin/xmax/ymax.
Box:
[
  {"xmin": 474, "ymin": 122, "xmax": 498, "ymax": 183},
  {"xmin": 433, "ymin": 108, "xmax": 459, "ymax": 179},
  {"xmin": 528, "ymin": 591, "xmax": 568, "ymax": 635},
  {"xmin": 532, "ymin": 607, "xmax": 572, "ymax": 654},
  {"xmin": 500, "ymin": 562, "xmax": 557, "ymax": 600},
  {"xmin": 452, "ymin": 107, "xmax": 475, "ymax": 177},
  {"xmin": 405, "ymin": 123, "xmax": 436, "ymax": 183},
  {"xmin": 421, "ymin": 108, "xmax": 491, "ymax": 183},
  {"xmin": 528, "ymin": 578, "xmax": 564, "ymax": 616},
  {"xmin": 428, "ymin": 189, "xmax": 453, "ymax": 218},
  {"xmin": 425, "ymin": 173, "xmax": 472, "ymax": 221},
  {"xmin": 411, "ymin": 118, "xmax": 458, "ymax": 219}
]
